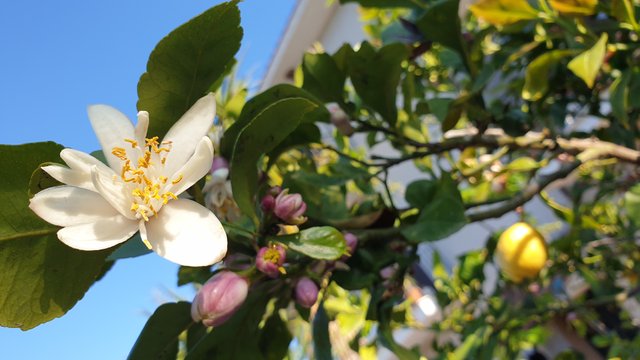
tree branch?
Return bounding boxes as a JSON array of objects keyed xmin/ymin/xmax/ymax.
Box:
[{"xmin": 466, "ymin": 161, "xmax": 581, "ymax": 222}]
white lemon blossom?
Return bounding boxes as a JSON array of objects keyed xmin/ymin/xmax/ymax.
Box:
[{"xmin": 29, "ymin": 93, "xmax": 227, "ymax": 266}]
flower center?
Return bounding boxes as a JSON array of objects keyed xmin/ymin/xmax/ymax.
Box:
[
  {"xmin": 263, "ymin": 248, "xmax": 282, "ymax": 264},
  {"xmin": 111, "ymin": 137, "xmax": 183, "ymax": 223}
]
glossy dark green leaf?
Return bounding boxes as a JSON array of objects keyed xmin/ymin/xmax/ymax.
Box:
[
  {"xmin": 416, "ymin": 0, "xmax": 464, "ymax": 55},
  {"xmin": 220, "ymin": 84, "xmax": 327, "ymax": 159},
  {"xmin": 137, "ymin": 1, "xmax": 242, "ymax": 138},
  {"xmin": 107, "ymin": 233, "xmax": 152, "ymax": 261},
  {"xmin": 275, "ymin": 226, "xmax": 347, "ymax": 260},
  {"xmin": 347, "ymin": 42, "xmax": 409, "ymax": 126},
  {"xmin": 405, "ymin": 179, "xmax": 438, "ymax": 209},
  {"xmin": 230, "ymin": 98, "xmax": 318, "ymax": 222},
  {"xmin": 302, "ymin": 52, "xmax": 345, "ymax": 103},
  {"xmin": 259, "ymin": 312, "xmax": 293, "ymax": 360},
  {"xmin": 402, "ymin": 174, "xmax": 468, "ymax": 242},
  {"xmin": 0, "ymin": 142, "xmax": 112, "ymax": 330},
  {"xmin": 312, "ymin": 302, "xmax": 332, "ymax": 360},
  {"xmin": 128, "ymin": 302, "xmax": 193, "ymax": 360},
  {"xmin": 522, "ymin": 50, "xmax": 575, "ymax": 101},
  {"xmin": 27, "ymin": 163, "xmax": 62, "ymax": 198},
  {"xmin": 610, "ymin": 69, "xmax": 631, "ymax": 128},
  {"xmin": 177, "ymin": 265, "xmax": 212, "ymax": 286}
]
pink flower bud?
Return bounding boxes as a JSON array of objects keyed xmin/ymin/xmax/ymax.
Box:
[
  {"xmin": 260, "ymin": 194, "xmax": 276, "ymax": 213},
  {"xmin": 211, "ymin": 156, "xmax": 229, "ymax": 173},
  {"xmin": 339, "ymin": 232, "xmax": 358, "ymax": 261},
  {"xmin": 379, "ymin": 264, "xmax": 398, "ymax": 280},
  {"xmin": 191, "ymin": 271, "xmax": 249, "ymax": 327},
  {"xmin": 344, "ymin": 232, "xmax": 358, "ymax": 255},
  {"xmin": 274, "ymin": 189, "xmax": 307, "ymax": 225},
  {"xmin": 327, "ymin": 103, "xmax": 354, "ymax": 136},
  {"xmin": 256, "ymin": 245, "xmax": 286, "ymax": 278},
  {"xmin": 295, "ymin": 277, "xmax": 319, "ymax": 308},
  {"xmin": 269, "ymin": 186, "xmax": 282, "ymax": 196}
]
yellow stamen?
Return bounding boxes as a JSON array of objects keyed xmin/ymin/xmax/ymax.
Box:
[
  {"xmin": 124, "ymin": 138, "xmax": 138, "ymax": 148},
  {"xmin": 171, "ymin": 174, "xmax": 183, "ymax": 184},
  {"xmin": 142, "ymin": 238, "xmax": 152, "ymax": 250},
  {"xmin": 112, "ymin": 147, "xmax": 127, "ymax": 160}
]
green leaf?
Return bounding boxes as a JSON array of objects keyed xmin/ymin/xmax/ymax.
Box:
[
  {"xmin": 177, "ymin": 266, "xmax": 212, "ymax": 286},
  {"xmin": 0, "ymin": 142, "xmax": 112, "ymax": 330},
  {"xmin": 405, "ymin": 179, "xmax": 438, "ymax": 209},
  {"xmin": 302, "ymin": 52, "xmax": 346, "ymax": 103},
  {"xmin": 506, "ymin": 156, "xmax": 541, "ymax": 171},
  {"xmin": 469, "ymin": 0, "xmax": 538, "ymax": 26},
  {"xmin": 457, "ymin": 249, "xmax": 487, "ymax": 284},
  {"xmin": 137, "ymin": 1, "xmax": 243, "ymax": 138},
  {"xmin": 610, "ymin": 68, "xmax": 631, "ymax": 128},
  {"xmin": 220, "ymin": 84, "xmax": 326, "ymax": 159},
  {"xmin": 186, "ymin": 285, "xmax": 270, "ymax": 360},
  {"xmin": 568, "ymin": 33, "xmax": 608, "ymax": 88},
  {"xmin": 107, "ymin": 233, "xmax": 152, "ymax": 261},
  {"xmin": 416, "ymin": 0, "xmax": 465, "ymax": 55},
  {"xmin": 27, "ymin": 163, "xmax": 62, "ymax": 198},
  {"xmin": 128, "ymin": 302, "xmax": 193, "ymax": 360},
  {"xmin": 312, "ymin": 302, "xmax": 332, "ymax": 360},
  {"xmin": 625, "ymin": 184, "xmax": 640, "ymax": 228},
  {"xmin": 276, "ymin": 226, "xmax": 347, "ymax": 260},
  {"xmin": 426, "ymin": 98, "xmax": 454, "ymax": 124},
  {"xmin": 451, "ymin": 326, "xmax": 489, "ymax": 359},
  {"xmin": 338, "ymin": 0, "xmax": 424, "ymax": 7},
  {"xmin": 347, "ymin": 42, "xmax": 409, "ymax": 126},
  {"xmin": 522, "ymin": 50, "xmax": 575, "ymax": 101},
  {"xmin": 230, "ymin": 98, "xmax": 318, "ymax": 222},
  {"xmin": 612, "ymin": 0, "xmax": 640, "ymax": 31},
  {"xmin": 402, "ymin": 174, "xmax": 468, "ymax": 242},
  {"xmin": 259, "ymin": 312, "xmax": 293, "ymax": 360}
]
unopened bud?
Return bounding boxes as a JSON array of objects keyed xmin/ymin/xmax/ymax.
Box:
[
  {"xmin": 256, "ymin": 245, "xmax": 286, "ymax": 278},
  {"xmin": 274, "ymin": 189, "xmax": 307, "ymax": 225},
  {"xmin": 379, "ymin": 264, "xmax": 398, "ymax": 280},
  {"xmin": 327, "ymin": 103, "xmax": 354, "ymax": 136},
  {"xmin": 295, "ymin": 277, "xmax": 319, "ymax": 308},
  {"xmin": 191, "ymin": 271, "xmax": 249, "ymax": 327},
  {"xmin": 261, "ymin": 194, "xmax": 276, "ymax": 213},
  {"xmin": 344, "ymin": 232, "xmax": 358, "ymax": 255},
  {"xmin": 211, "ymin": 156, "xmax": 229, "ymax": 173}
]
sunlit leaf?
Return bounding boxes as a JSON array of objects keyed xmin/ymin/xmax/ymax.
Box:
[
  {"xmin": 138, "ymin": 1, "xmax": 242, "ymax": 138},
  {"xmin": 522, "ymin": 50, "xmax": 575, "ymax": 101},
  {"xmin": 567, "ymin": 33, "xmax": 608, "ymax": 88},
  {"xmin": 0, "ymin": 143, "xmax": 111, "ymax": 330},
  {"xmin": 230, "ymin": 98, "xmax": 318, "ymax": 222},
  {"xmin": 470, "ymin": 0, "xmax": 538, "ymax": 26},
  {"xmin": 549, "ymin": 0, "xmax": 597, "ymax": 15}
]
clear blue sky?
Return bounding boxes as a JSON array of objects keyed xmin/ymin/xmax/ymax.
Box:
[{"xmin": 0, "ymin": 0, "xmax": 296, "ymax": 358}]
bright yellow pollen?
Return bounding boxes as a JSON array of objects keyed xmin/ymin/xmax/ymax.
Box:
[
  {"xmin": 171, "ymin": 174, "xmax": 183, "ymax": 185},
  {"xmin": 124, "ymin": 138, "xmax": 138, "ymax": 148},
  {"xmin": 112, "ymin": 147, "xmax": 127, "ymax": 161},
  {"xmin": 112, "ymin": 136, "xmax": 179, "ymax": 223}
]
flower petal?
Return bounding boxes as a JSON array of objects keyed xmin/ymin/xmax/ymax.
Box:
[
  {"xmin": 168, "ymin": 137, "xmax": 214, "ymax": 196},
  {"xmin": 43, "ymin": 148, "xmax": 116, "ymax": 191},
  {"xmin": 91, "ymin": 166, "xmax": 137, "ymax": 220},
  {"xmin": 161, "ymin": 93, "xmax": 216, "ymax": 176},
  {"xmin": 29, "ymin": 186, "xmax": 119, "ymax": 227},
  {"xmin": 57, "ymin": 215, "xmax": 138, "ymax": 250},
  {"xmin": 146, "ymin": 198, "xmax": 227, "ymax": 266},
  {"xmin": 87, "ymin": 104, "xmax": 135, "ymax": 170},
  {"xmin": 135, "ymin": 111, "xmax": 150, "ymax": 146}
]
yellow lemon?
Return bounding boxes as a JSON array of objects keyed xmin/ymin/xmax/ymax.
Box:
[{"xmin": 495, "ymin": 222, "xmax": 547, "ymax": 283}]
